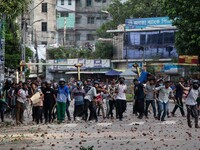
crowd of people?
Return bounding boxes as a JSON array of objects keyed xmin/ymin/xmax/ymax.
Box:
[{"xmin": 0, "ymin": 76, "xmax": 199, "ymax": 128}]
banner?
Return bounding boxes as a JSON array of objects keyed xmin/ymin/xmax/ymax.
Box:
[{"xmin": 178, "ymin": 55, "xmax": 199, "ymax": 64}]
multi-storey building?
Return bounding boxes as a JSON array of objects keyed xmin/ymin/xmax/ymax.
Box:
[
  {"xmin": 28, "ymin": 0, "xmax": 57, "ymax": 46},
  {"xmin": 28, "ymin": 0, "xmax": 111, "ymax": 48},
  {"xmin": 56, "ymin": 0, "xmax": 76, "ymax": 46},
  {"xmin": 56, "ymin": 0, "xmax": 111, "ymax": 48}
]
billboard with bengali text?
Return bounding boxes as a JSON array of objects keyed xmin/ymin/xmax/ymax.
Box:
[{"xmin": 47, "ymin": 59, "xmax": 110, "ymax": 71}]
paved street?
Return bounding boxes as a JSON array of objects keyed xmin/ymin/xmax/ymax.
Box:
[{"xmin": 0, "ymin": 102, "xmax": 199, "ymax": 150}]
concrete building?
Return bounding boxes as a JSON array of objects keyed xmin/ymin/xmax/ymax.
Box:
[
  {"xmin": 56, "ymin": 0, "xmax": 76, "ymax": 46},
  {"xmin": 28, "ymin": 0, "xmax": 57, "ymax": 46},
  {"xmin": 56, "ymin": 0, "xmax": 111, "ymax": 48}
]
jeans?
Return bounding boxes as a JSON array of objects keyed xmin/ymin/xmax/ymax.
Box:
[
  {"xmin": 84, "ymin": 99, "xmax": 97, "ymax": 121},
  {"xmin": 116, "ymin": 99, "xmax": 126, "ymax": 120},
  {"xmin": 186, "ymin": 105, "xmax": 198, "ymax": 126},
  {"xmin": 108, "ymin": 100, "xmax": 116, "ymax": 118},
  {"xmin": 158, "ymin": 101, "xmax": 169, "ymax": 121},
  {"xmin": 106, "ymin": 100, "xmax": 110, "ymax": 117},
  {"xmin": 35, "ymin": 106, "xmax": 43, "ymax": 124},
  {"xmin": 145, "ymin": 100, "xmax": 156, "ymax": 117},
  {"xmin": 96, "ymin": 100, "xmax": 105, "ymax": 118},
  {"xmin": 43, "ymin": 103, "xmax": 54, "ymax": 123},
  {"xmin": 172, "ymin": 96, "xmax": 185, "ymax": 116},
  {"xmin": 66, "ymin": 101, "xmax": 71, "ymax": 120}
]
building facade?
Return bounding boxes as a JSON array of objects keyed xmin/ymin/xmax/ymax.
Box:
[
  {"xmin": 28, "ymin": 0, "xmax": 57, "ymax": 46},
  {"xmin": 56, "ymin": 0, "xmax": 111, "ymax": 48}
]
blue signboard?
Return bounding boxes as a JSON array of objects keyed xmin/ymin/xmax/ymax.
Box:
[{"xmin": 125, "ymin": 17, "xmax": 172, "ymax": 29}]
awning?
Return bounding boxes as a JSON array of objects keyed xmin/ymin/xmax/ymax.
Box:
[
  {"xmin": 65, "ymin": 71, "xmax": 106, "ymax": 74},
  {"xmin": 29, "ymin": 74, "xmax": 37, "ymax": 78},
  {"xmin": 105, "ymin": 69, "xmax": 122, "ymax": 76},
  {"xmin": 120, "ymin": 69, "xmax": 138, "ymax": 76}
]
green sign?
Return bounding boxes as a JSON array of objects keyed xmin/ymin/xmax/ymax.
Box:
[{"xmin": 57, "ymin": 13, "xmax": 75, "ymax": 29}]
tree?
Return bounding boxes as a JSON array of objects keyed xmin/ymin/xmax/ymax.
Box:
[
  {"xmin": 0, "ymin": 0, "xmax": 30, "ymax": 18},
  {"xmin": 97, "ymin": 0, "xmax": 165, "ymax": 38},
  {"xmin": 0, "ymin": 0, "xmax": 31, "ymax": 70},
  {"xmin": 164, "ymin": 0, "xmax": 200, "ymax": 56},
  {"xmin": 94, "ymin": 41, "xmax": 114, "ymax": 59},
  {"xmin": 4, "ymin": 21, "xmax": 33, "ymax": 69},
  {"xmin": 47, "ymin": 47, "xmax": 93, "ymax": 59}
]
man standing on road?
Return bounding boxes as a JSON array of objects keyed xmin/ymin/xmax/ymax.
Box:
[
  {"xmin": 144, "ymin": 78, "xmax": 156, "ymax": 119},
  {"xmin": 84, "ymin": 81, "xmax": 100, "ymax": 122},
  {"xmin": 42, "ymin": 81, "xmax": 56, "ymax": 123},
  {"xmin": 184, "ymin": 80, "xmax": 200, "ymax": 128},
  {"xmin": 71, "ymin": 81, "xmax": 85, "ymax": 121},
  {"xmin": 171, "ymin": 77, "xmax": 185, "ymax": 117},
  {"xmin": 16, "ymin": 82, "xmax": 29, "ymax": 125},
  {"xmin": 133, "ymin": 79, "xmax": 145, "ymax": 119},
  {"xmin": 115, "ymin": 77, "xmax": 127, "ymax": 121},
  {"xmin": 155, "ymin": 81, "xmax": 175, "ymax": 121},
  {"xmin": 56, "ymin": 78, "xmax": 71, "ymax": 123}
]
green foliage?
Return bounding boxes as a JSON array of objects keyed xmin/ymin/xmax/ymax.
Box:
[
  {"xmin": 4, "ymin": 20, "xmax": 33, "ymax": 69},
  {"xmin": 97, "ymin": 0, "xmax": 165, "ymax": 38},
  {"xmin": 47, "ymin": 47, "xmax": 93, "ymax": 59},
  {"xmin": 0, "ymin": 0, "xmax": 30, "ymax": 18},
  {"xmin": 94, "ymin": 41, "xmax": 114, "ymax": 59},
  {"xmin": 47, "ymin": 42, "xmax": 114, "ymax": 60},
  {"xmin": 164, "ymin": 0, "xmax": 200, "ymax": 56}
]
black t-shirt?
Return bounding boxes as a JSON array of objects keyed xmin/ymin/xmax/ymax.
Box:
[
  {"xmin": 42, "ymin": 88, "xmax": 55, "ymax": 104},
  {"xmin": 134, "ymin": 83, "xmax": 145, "ymax": 100},
  {"xmin": 175, "ymin": 84, "xmax": 184, "ymax": 98}
]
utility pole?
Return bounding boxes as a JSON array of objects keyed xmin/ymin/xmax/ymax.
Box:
[
  {"xmin": 34, "ymin": 28, "xmax": 39, "ymax": 79},
  {"xmin": 20, "ymin": 16, "xmax": 26, "ymax": 82},
  {"xmin": 124, "ymin": 26, "xmax": 128, "ymax": 68},
  {"xmin": 63, "ymin": 17, "xmax": 66, "ymax": 46}
]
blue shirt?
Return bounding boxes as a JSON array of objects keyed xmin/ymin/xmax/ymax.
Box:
[
  {"xmin": 56, "ymin": 86, "xmax": 70, "ymax": 103},
  {"xmin": 72, "ymin": 88, "xmax": 85, "ymax": 105}
]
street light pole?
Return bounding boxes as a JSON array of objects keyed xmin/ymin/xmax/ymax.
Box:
[{"xmin": 34, "ymin": 28, "xmax": 39, "ymax": 79}]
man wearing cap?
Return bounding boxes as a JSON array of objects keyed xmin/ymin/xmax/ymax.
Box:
[{"xmin": 56, "ymin": 78, "xmax": 71, "ymax": 123}]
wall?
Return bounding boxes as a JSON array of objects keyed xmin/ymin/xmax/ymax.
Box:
[{"xmin": 30, "ymin": 0, "xmax": 57, "ymax": 46}]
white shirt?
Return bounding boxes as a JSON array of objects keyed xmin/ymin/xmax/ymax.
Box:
[
  {"xmin": 115, "ymin": 84, "xmax": 127, "ymax": 100},
  {"xmin": 17, "ymin": 89, "xmax": 28, "ymax": 103},
  {"xmin": 185, "ymin": 88, "xmax": 200, "ymax": 106},
  {"xmin": 155, "ymin": 86, "xmax": 173, "ymax": 103},
  {"xmin": 84, "ymin": 87, "xmax": 99, "ymax": 102}
]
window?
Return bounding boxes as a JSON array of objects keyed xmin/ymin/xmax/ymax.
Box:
[
  {"xmin": 76, "ymin": 0, "xmax": 81, "ymax": 7},
  {"xmin": 75, "ymin": 17, "xmax": 81, "ymax": 24},
  {"xmin": 60, "ymin": 12, "xmax": 69, "ymax": 17},
  {"xmin": 87, "ymin": 17, "xmax": 95, "ymax": 24},
  {"xmin": 102, "ymin": 0, "xmax": 106, "ymax": 3},
  {"xmin": 41, "ymin": 3, "xmax": 47, "ymax": 12},
  {"xmin": 86, "ymin": 0, "xmax": 92, "ymax": 7},
  {"xmin": 61, "ymin": 0, "xmax": 64, "ymax": 5},
  {"xmin": 41, "ymin": 22, "xmax": 47, "ymax": 31},
  {"xmin": 68, "ymin": 0, "xmax": 72, "ymax": 5},
  {"xmin": 66, "ymin": 34, "xmax": 70, "ymax": 40},
  {"xmin": 41, "ymin": 41, "xmax": 47, "ymax": 45},
  {"xmin": 75, "ymin": 34, "xmax": 81, "ymax": 41},
  {"xmin": 87, "ymin": 34, "xmax": 94, "ymax": 41}
]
